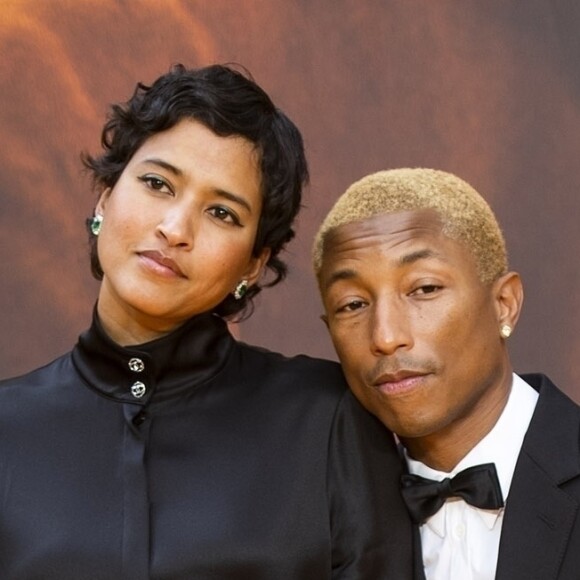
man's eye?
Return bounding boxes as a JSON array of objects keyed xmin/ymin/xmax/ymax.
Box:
[
  {"xmin": 337, "ymin": 300, "xmax": 367, "ymax": 313},
  {"xmin": 412, "ymin": 285, "xmax": 441, "ymax": 296}
]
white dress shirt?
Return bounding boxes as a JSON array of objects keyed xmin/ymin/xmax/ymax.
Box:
[{"xmin": 405, "ymin": 374, "xmax": 539, "ymax": 580}]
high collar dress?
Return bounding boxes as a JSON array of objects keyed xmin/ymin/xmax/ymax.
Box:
[{"xmin": 0, "ymin": 311, "xmax": 414, "ymax": 579}]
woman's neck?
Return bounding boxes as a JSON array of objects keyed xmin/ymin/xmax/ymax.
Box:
[{"xmin": 96, "ymin": 299, "xmax": 187, "ymax": 346}]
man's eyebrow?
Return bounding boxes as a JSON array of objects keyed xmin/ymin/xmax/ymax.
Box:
[
  {"xmin": 324, "ymin": 248, "xmax": 444, "ymax": 291},
  {"xmin": 139, "ymin": 157, "xmax": 253, "ymax": 213},
  {"xmin": 323, "ymin": 268, "xmax": 357, "ymax": 291},
  {"xmin": 398, "ymin": 248, "xmax": 441, "ymax": 266}
]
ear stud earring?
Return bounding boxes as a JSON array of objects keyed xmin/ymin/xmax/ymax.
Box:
[
  {"xmin": 234, "ymin": 279, "xmax": 249, "ymax": 300},
  {"xmin": 500, "ymin": 324, "xmax": 512, "ymax": 339},
  {"xmin": 90, "ymin": 214, "xmax": 103, "ymax": 236}
]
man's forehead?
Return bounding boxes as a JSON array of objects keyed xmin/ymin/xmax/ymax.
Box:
[{"xmin": 322, "ymin": 208, "xmax": 446, "ymax": 258}]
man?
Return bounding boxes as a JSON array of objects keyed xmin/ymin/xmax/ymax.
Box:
[{"xmin": 313, "ymin": 168, "xmax": 580, "ymax": 580}]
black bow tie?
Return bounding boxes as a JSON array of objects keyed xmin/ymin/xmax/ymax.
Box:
[{"xmin": 400, "ymin": 463, "xmax": 504, "ymax": 525}]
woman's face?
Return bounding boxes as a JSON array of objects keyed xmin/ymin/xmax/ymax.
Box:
[{"xmin": 95, "ymin": 118, "xmax": 268, "ymax": 344}]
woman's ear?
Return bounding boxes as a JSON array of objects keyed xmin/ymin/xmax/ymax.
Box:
[
  {"xmin": 493, "ymin": 271, "xmax": 524, "ymax": 331},
  {"xmin": 95, "ymin": 187, "xmax": 112, "ymax": 215},
  {"xmin": 243, "ymin": 247, "xmax": 271, "ymax": 287}
]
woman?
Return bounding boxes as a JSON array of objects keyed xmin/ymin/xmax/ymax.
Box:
[{"xmin": 0, "ymin": 64, "xmax": 413, "ymax": 579}]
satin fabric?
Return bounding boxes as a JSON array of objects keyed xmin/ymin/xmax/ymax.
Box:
[
  {"xmin": 0, "ymin": 311, "xmax": 413, "ymax": 579},
  {"xmin": 400, "ymin": 463, "xmax": 504, "ymax": 525}
]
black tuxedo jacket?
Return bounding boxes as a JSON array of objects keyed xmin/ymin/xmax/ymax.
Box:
[{"xmin": 414, "ymin": 373, "xmax": 580, "ymax": 580}]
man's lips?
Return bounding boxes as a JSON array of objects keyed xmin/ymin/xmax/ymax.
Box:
[
  {"xmin": 371, "ymin": 371, "xmax": 429, "ymax": 395},
  {"xmin": 138, "ymin": 250, "xmax": 186, "ymax": 278}
]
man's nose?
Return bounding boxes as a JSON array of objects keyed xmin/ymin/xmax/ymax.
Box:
[{"xmin": 370, "ymin": 301, "xmax": 413, "ymax": 356}]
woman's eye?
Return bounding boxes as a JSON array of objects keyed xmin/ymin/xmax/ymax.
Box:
[
  {"xmin": 208, "ymin": 206, "xmax": 241, "ymax": 226},
  {"xmin": 138, "ymin": 175, "xmax": 173, "ymax": 194}
]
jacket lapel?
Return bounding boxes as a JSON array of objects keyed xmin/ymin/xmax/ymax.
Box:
[
  {"xmin": 412, "ymin": 525, "xmax": 426, "ymax": 580},
  {"xmin": 496, "ymin": 374, "xmax": 580, "ymax": 580},
  {"xmin": 398, "ymin": 441, "xmax": 427, "ymax": 580}
]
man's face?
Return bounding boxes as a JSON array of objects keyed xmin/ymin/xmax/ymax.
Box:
[{"xmin": 319, "ymin": 209, "xmax": 517, "ymax": 456}]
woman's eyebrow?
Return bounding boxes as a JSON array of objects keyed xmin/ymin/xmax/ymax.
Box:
[
  {"xmin": 214, "ymin": 189, "xmax": 252, "ymax": 213},
  {"xmin": 140, "ymin": 157, "xmax": 182, "ymax": 176}
]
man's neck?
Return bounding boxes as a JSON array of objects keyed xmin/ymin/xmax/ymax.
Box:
[{"xmin": 401, "ymin": 377, "xmax": 512, "ymax": 473}]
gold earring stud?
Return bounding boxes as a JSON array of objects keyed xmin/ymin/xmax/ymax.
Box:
[{"xmin": 500, "ymin": 324, "xmax": 512, "ymax": 338}]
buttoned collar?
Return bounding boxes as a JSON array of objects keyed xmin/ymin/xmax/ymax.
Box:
[{"xmin": 71, "ymin": 307, "xmax": 235, "ymax": 406}]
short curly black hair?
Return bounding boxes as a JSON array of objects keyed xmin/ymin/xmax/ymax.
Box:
[{"xmin": 83, "ymin": 63, "xmax": 308, "ymax": 319}]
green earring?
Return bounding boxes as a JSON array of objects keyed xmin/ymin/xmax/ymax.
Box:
[
  {"xmin": 90, "ymin": 214, "xmax": 103, "ymax": 236},
  {"xmin": 234, "ymin": 279, "xmax": 249, "ymax": 300}
]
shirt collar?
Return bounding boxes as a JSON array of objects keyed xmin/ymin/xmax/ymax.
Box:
[
  {"xmin": 405, "ymin": 373, "xmax": 539, "ymax": 535},
  {"xmin": 71, "ymin": 306, "xmax": 235, "ymax": 406}
]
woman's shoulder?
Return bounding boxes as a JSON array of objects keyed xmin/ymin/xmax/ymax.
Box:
[{"xmin": 0, "ymin": 352, "xmax": 73, "ymax": 393}]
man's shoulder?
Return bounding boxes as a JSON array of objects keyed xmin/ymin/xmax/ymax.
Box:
[
  {"xmin": 234, "ymin": 341, "xmax": 348, "ymax": 396},
  {"xmin": 522, "ymin": 372, "xmax": 580, "ymax": 413},
  {"xmin": 236, "ymin": 341, "xmax": 345, "ymax": 378},
  {"xmin": 520, "ymin": 372, "xmax": 580, "ymax": 465}
]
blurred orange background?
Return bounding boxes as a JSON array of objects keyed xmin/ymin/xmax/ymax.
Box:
[{"xmin": 1, "ymin": 0, "xmax": 579, "ymax": 399}]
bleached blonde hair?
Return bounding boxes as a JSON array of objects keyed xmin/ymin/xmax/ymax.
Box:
[{"xmin": 312, "ymin": 168, "xmax": 508, "ymax": 284}]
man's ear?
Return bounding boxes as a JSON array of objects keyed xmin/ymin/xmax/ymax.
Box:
[{"xmin": 492, "ymin": 271, "xmax": 524, "ymax": 331}]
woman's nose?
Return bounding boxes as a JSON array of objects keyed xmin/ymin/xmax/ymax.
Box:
[{"xmin": 155, "ymin": 205, "xmax": 195, "ymax": 248}]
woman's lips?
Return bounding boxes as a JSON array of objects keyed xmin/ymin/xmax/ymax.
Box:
[{"xmin": 137, "ymin": 250, "xmax": 186, "ymax": 278}]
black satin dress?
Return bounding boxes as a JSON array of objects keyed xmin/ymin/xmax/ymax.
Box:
[{"xmin": 0, "ymin": 312, "xmax": 413, "ymax": 579}]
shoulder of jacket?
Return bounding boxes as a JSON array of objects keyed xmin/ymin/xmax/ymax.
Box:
[{"xmin": 235, "ymin": 342, "xmax": 348, "ymax": 394}]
